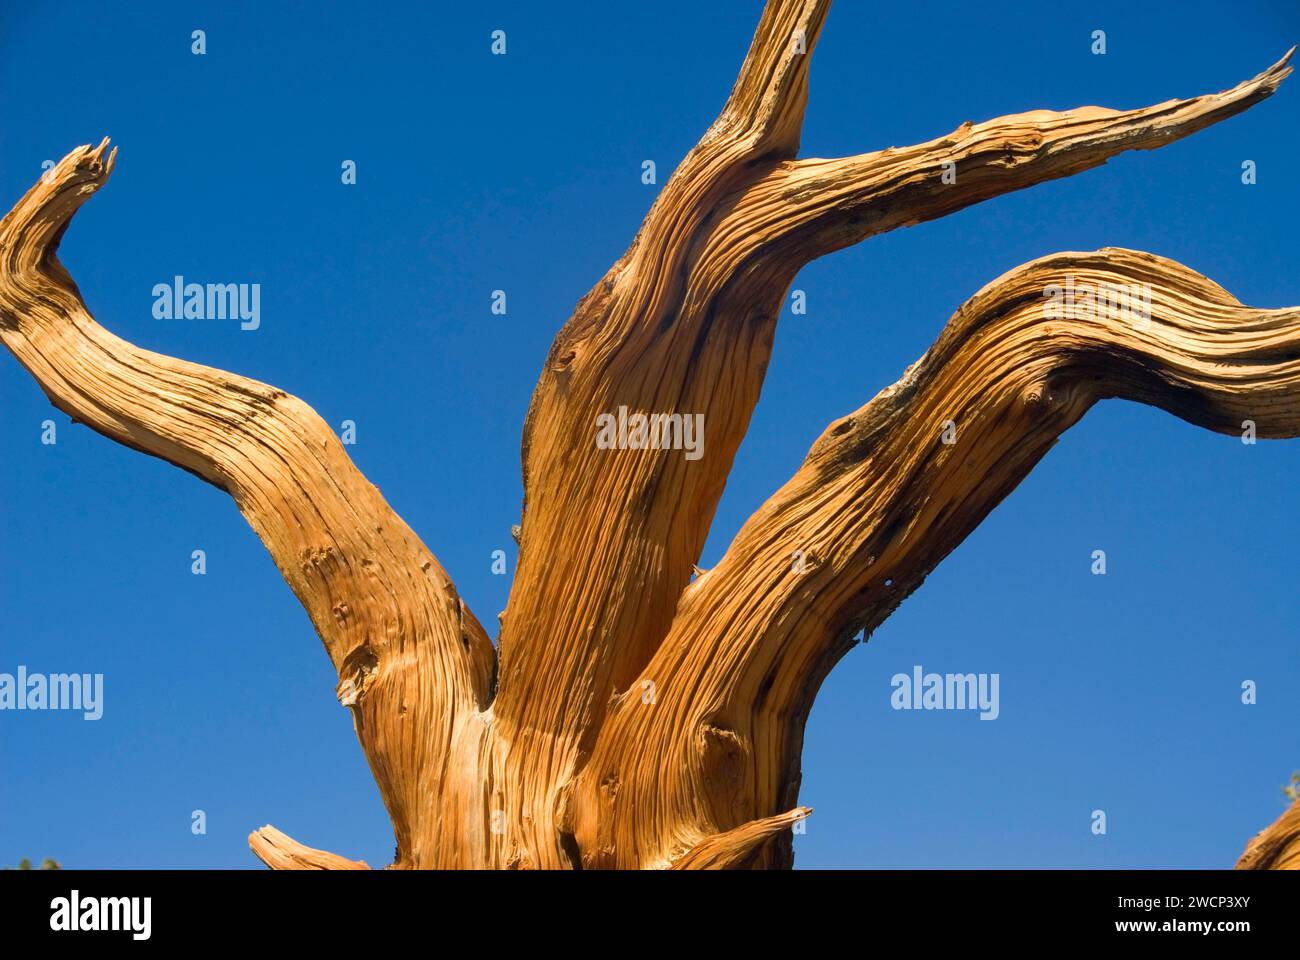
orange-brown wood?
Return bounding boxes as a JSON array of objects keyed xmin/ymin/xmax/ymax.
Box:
[{"xmin": 2, "ymin": 2, "xmax": 1294, "ymax": 869}]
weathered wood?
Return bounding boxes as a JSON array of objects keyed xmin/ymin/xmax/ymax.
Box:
[
  {"xmin": 573, "ymin": 249, "xmax": 1300, "ymax": 867},
  {"xmin": 1, "ymin": 1, "xmax": 1294, "ymax": 869}
]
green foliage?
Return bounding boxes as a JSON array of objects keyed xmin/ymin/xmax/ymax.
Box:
[
  {"xmin": 1285, "ymin": 772, "xmax": 1300, "ymax": 803},
  {"xmin": 4, "ymin": 857, "xmax": 60, "ymax": 870}
]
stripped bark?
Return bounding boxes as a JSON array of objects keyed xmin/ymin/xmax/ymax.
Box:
[
  {"xmin": 573, "ymin": 249, "xmax": 1300, "ymax": 868},
  {"xmin": 248, "ymin": 827, "xmax": 370, "ymax": 871},
  {"xmin": 0, "ymin": 141, "xmax": 492, "ymax": 869},
  {"xmin": 2, "ymin": 1, "xmax": 1295, "ymax": 869}
]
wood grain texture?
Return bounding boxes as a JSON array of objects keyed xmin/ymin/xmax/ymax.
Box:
[
  {"xmin": 0, "ymin": 141, "xmax": 493, "ymax": 868},
  {"xmin": 573, "ymin": 249, "xmax": 1300, "ymax": 868},
  {"xmin": 248, "ymin": 826, "xmax": 370, "ymax": 870},
  {"xmin": 2, "ymin": 1, "xmax": 1295, "ymax": 869}
]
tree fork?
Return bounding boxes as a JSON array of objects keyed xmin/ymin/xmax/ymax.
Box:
[{"xmin": 2, "ymin": 2, "xmax": 1296, "ymax": 869}]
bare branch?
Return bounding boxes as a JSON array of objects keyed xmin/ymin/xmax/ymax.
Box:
[
  {"xmin": 671, "ymin": 807, "xmax": 811, "ymax": 870},
  {"xmin": 492, "ymin": 2, "xmax": 830, "ymax": 867},
  {"xmin": 729, "ymin": 49, "xmax": 1293, "ymax": 265},
  {"xmin": 575, "ymin": 249, "xmax": 1300, "ymax": 867},
  {"xmin": 494, "ymin": 12, "xmax": 1292, "ymax": 872},
  {"xmin": 248, "ymin": 826, "xmax": 370, "ymax": 870},
  {"xmin": 709, "ymin": 0, "xmax": 830, "ymax": 159},
  {"xmin": 0, "ymin": 142, "xmax": 493, "ymax": 867},
  {"xmin": 9, "ymin": 7, "xmax": 1295, "ymax": 873}
]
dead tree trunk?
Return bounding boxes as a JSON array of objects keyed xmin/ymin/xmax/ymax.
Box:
[{"xmin": 1, "ymin": 1, "xmax": 1296, "ymax": 869}]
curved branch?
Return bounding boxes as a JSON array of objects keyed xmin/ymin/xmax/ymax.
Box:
[
  {"xmin": 494, "ymin": 4, "xmax": 1290, "ymax": 870},
  {"xmin": 0, "ymin": 141, "xmax": 494, "ymax": 867},
  {"xmin": 722, "ymin": 49, "xmax": 1293, "ymax": 271},
  {"xmin": 671, "ymin": 807, "xmax": 810, "ymax": 870},
  {"xmin": 491, "ymin": 0, "xmax": 831, "ymax": 868},
  {"xmin": 574, "ymin": 248, "xmax": 1300, "ymax": 867},
  {"xmin": 248, "ymin": 826, "xmax": 370, "ymax": 870}
]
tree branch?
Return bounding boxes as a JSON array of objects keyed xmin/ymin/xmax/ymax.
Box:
[
  {"xmin": 248, "ymin": 826, "xmax": 370, "ymax": 870},
  {"xmin": 490, "ymin": 0, "xmax": 832, "ymax": 867},
  {"xmin": 575, "ymin": 248, "xmax": 1300, "ymax": 867},
  {"xmin": 670, "ymin": 807, "xmax": 811, "ymax": 870},
  {"xmin": 709, "ymin": 0, "xmax": 830, "ymax": 159},
  {"xmin": 9, "ymin": 7, "xmax": 1294, "ymax": 873},
  {"xmin": 0, "ymin": 141, "xmax": 494, "ymax": 867},
  {"xmin": 723, "ymin": 49, "xmax": 1293, "ymax": 269},
  {"xmin": 493, "ymin": 4, "xmax": 1290, "ymax": 870}
]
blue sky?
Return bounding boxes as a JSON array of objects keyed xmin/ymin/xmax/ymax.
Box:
[{"xmin": 1, "ymin": 0, "xmax": 1297, "ymax": 869}]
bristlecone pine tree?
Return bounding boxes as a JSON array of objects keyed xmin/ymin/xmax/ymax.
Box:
[{"xmin": 3, "ymin": 1, "xmax": 1298, "ymax": 870}]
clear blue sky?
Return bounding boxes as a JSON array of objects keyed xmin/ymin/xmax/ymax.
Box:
[{"xmin": 2, "ymin": 0, "xmax": 1297, "ymax": 869}]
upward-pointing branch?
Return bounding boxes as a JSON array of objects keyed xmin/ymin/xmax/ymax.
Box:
[
  {"xmin": 710, "ymin": 0, "xmax": 830, "ymax": 159},
  {"xmin": 515, "ymin": 37, "xmax": 1295, "ymax": 712},
  {"xmin": 491, "ymin": 0, "xmax": 834, "ymax": 867},
  {"xmin": 493, "ymin": 1, "xmax": 1291, "ymax": 872},
  {"xmin": 0, "ymin": 141, "xmax": 494, "ymax": 867},
  {"xmin": 575, "ymin": 249, "xmax": 1300, "ymax": 868},
  {"xmin": 722, "ymin": 49, "xmax": 1295, "ymax": 271}
]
